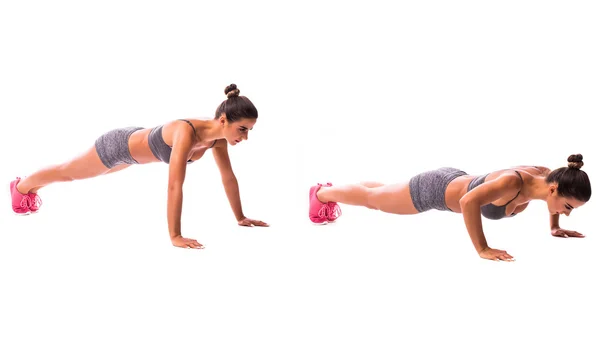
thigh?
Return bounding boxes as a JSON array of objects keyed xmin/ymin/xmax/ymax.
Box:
[
  {"xmin": 106, "ymin": 164, "xmax": 131, "ymax": 175},
  {"xmin": 62, "ymin": 146, "xmax": 112, "ymax": 180},
  {"xmin": 368, "ymin": 182, "xmax": 420, "ymax": 215}
]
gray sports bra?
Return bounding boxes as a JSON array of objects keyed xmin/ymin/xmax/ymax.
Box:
[
  {"xmin": 148, "ymin": 119, "xmax": 216, "ymax": 164},
  {"xmin": 467, "ymin": 171, "xmax": 523, "ymax": 220}
]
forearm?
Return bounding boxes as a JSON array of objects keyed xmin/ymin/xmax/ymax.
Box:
[
  {"xmin": 461, "ymin": 202, "xmax": 489, "ymax": 253},
  {"xmin": 222, "ymin": 177, "xmax": 245, "ymax": 221},
  {"xmin": 550, "ymin": 213, "xmax": 560, "ymax": 230},
  {"xmin": 167, "ymin": 185, "xmax": 184, "ymax": 238}
]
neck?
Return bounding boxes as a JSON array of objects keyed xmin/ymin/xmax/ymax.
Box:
[
  {"xmin": 197, "ymin": 119, "xmax": 224, "ymax": 142},
  {"xmin": 527, "ymin": 176, "xmax": 550, "ymax": 201}
]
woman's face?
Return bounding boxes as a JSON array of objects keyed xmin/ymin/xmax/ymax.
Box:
[
  {"xmin": 221, "ymin": 117, "xmax": 257, "ymax": 146},
  {"xmin": 546, "ymin": 185, "xmax": 586, "ymax": 216}
]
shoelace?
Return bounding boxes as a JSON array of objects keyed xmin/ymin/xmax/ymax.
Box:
[
  {"xmin": 29, "ymin": 194, "xmax": 42, "ymax": 209},
  {"xmin": 317, "ymin": 204, "xmax": 329, "ymax": 219},
  {"xmin": 317, "ymin": 203, "xmax": 342, "ymax": 220},
  {"xmin": 327, "ymin": 202, "xmax": 342, "ymax": 219},
  {"xmin": 20, "ymin": 195, "xmax": 32, "ymax": 209}
]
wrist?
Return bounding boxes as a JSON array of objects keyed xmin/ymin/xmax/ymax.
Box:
[
  {"xmin": 476, "ymin": 246, "xmax": 490, "ymax": 254},
  {"xmin": 236, "ymin": 215, "xmax": 246, "ymax": 222}
]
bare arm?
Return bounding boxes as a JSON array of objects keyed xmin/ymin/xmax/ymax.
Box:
[
  {"xmin": 167, "ymin": 128, "xmax": 194, "ymax": 239},
  {"xmin": 212, "ymin": 143, "xmax": 245, "ymax": 222},
  {"xmin": 548, "ymin": 213, "xmax": 584, "ymax": 238},
  {"xmin": 550, "ymin": 213, "xmax": 560, "ymax": 230},
  {"xmin": 459, "ymin": 174, "xmax": 522, "ymax": 258}
]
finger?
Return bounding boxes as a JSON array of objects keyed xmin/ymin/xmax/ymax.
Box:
[
  {"xmin": 569, "ymin": 231, "xmax": 585, "ymax": 237},
  {"xmin": 254, "ymin": 221, "xmax": 269, "ymax": 227},
  {"xmin": 555, "ymin": 231, "xmax": 568, "ymax": 238},
  {"xmin": 502, "ymin": 254, "xmax": 515, "ymax": 261}
]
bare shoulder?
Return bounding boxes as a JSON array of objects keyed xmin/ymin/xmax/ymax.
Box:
[
  {"xmin": 533, "ymin": 166, "xmax": 551, "ymax": 176},
  {"xmin": 461, "ymin": 170, "xmax": 523, "ymax": 205},
  {"xmin": 162, "ymin": 119, "xmax": 196, "ymax": 146},
  {"xmin": 511, "ymin": 165, "xmax": 551, "ymax": 177},
  {"xmin": 492, "ymin": 171, "xmax": 524, "ymax": 188}
]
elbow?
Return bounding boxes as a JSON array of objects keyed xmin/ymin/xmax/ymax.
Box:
[
  {"xmin": 168, "ymin": 181, "xmax": 183, "ymax": 193},
  {"xmin": 459, "ymin": 195, "xmax": 477, "ymax": 212},
  {"xmin": 221, "ymin": 175, "xmax": 237, "ymax": 184}
]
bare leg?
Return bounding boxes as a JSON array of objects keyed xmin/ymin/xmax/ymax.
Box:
[
  {"xmin": 359, "ymin": 181, "xmax": 385, "ymax": 188},
  {"xmin": 317, "ymin": 181, "xmax": 419, "ymax": 215},
  {"xmin": 17, "ymin": 146, "xmax": 128, "ymax": 194},
  {"xmin": 27, "ymin": 163, "xmax": 131, "ymax": 193},
  {"xmin": 105, "ymin": 164, "xmax": 131, "ymax": 175}
]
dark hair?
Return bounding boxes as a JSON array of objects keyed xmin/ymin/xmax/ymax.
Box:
[
  {"xmin": 214, "ymin": 84, "xmax": 258, "ymax": 122},
  {"xmin": 546, "ymin": 154, "xmax": 591, "ymax": 202}
]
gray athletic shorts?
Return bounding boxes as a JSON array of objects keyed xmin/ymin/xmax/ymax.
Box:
[
  {"xmin": 408, "ymin": 167, "xmax": 468, "ymax": 212},
  {"xmin": 94, "ymin": 127, "xmax": 144, "ymax": 169}
]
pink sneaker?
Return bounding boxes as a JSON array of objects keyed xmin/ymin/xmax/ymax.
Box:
[
  {"xmin": 28, "ymin": 192, "xmax": 42, "ymax": 213},
  {"xmin": 10, "ymin": 177, "xmax": 31, "ymax": 215},
  {"xmin": 309, "ymin": 183, "xmax": 342, "ymax": 224}
]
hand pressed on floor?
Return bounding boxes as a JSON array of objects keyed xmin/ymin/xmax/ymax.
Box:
[
  {"xmin": 171, "ymin": 235, "xmax": 204, "ymax": 249},
  {"xmin": 479, "ymin": 247, "xmax": 515, "ymax": 262}
]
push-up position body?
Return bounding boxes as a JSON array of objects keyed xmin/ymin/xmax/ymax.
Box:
[
  {"xmin": 10, "ymin": 84, "xmax": 268, "ymax": 248},
  {"xmin": 308, "ymin": 155, "xmax": 591, "ymax": 261}
]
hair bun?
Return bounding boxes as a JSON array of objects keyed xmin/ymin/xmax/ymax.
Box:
[
  {"xmin": 225, "ymin": 84, "xmax": 240, "ymax": 98},
  {"xmin": 567, "ymin": 154, "xmax": 584, "ymax": 170}
]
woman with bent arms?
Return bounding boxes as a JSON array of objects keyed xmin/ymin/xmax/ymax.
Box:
[
  {"xmin": 308, "ymin": 155, "xmax": 591, "ymax": 261},
  {"xmin": 10, "ymin": 84, "xmax": 268, "ymax": 249}
]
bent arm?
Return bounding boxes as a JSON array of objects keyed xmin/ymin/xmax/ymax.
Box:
[
  {"xmin": 167, "ymin": 129, "xmax": 194, "ymax": 239},
  {"xmin": 212, "ymin": 143, "xmax": 245, "ymax": 222},
  {"xmin": 550, "ymin": 213, "xmax": 560, "ymax": 231},
  {"xmin": 459, "ymin": 174, "xmax": 523, "ymax": 253}
]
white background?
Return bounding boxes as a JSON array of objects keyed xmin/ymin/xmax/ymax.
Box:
[{"xmin": 1, "ymin": 0, "xmax": 599, "ymax": 336}]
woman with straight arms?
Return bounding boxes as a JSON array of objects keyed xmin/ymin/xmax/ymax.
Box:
[
  {"xmin": 308, "ymin": 155, "xmax": 591, "ymax": 261},
  {"xmin": 10, "ymin": 84, "xmax": 268, "ymax": 249}
]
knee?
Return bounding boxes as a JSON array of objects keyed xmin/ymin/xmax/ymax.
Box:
[
  {"xmin": 360, "ymin": 181, "xmax": 384, "ymax": 188},
  {"xmin": 365, "ymin": 190, "xmax": 382, "ymax": 210},
  {"xmin": 56, "ymin": 165, "xmax": 76, "ymax": 182},
  {"xmin": 59, "ymin": 174, "xmax": 75, "ymax": 182}
]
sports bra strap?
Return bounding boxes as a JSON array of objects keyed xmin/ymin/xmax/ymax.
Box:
[
  {"xmin": 178, "ymin": 119, "xmax": 197, "ymax": 137},
  {"xmin": 501, "ymin": 171, "xmax": 523, "ymax": 206}
]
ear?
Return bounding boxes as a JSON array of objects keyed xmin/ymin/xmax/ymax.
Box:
[
  {"xmin": 218, "ymin": 113, "xmax": 227, "ymax": 126},
  {"xmin": 549, "ymin": 183, "xmax": 558, "ymax": 195}
]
